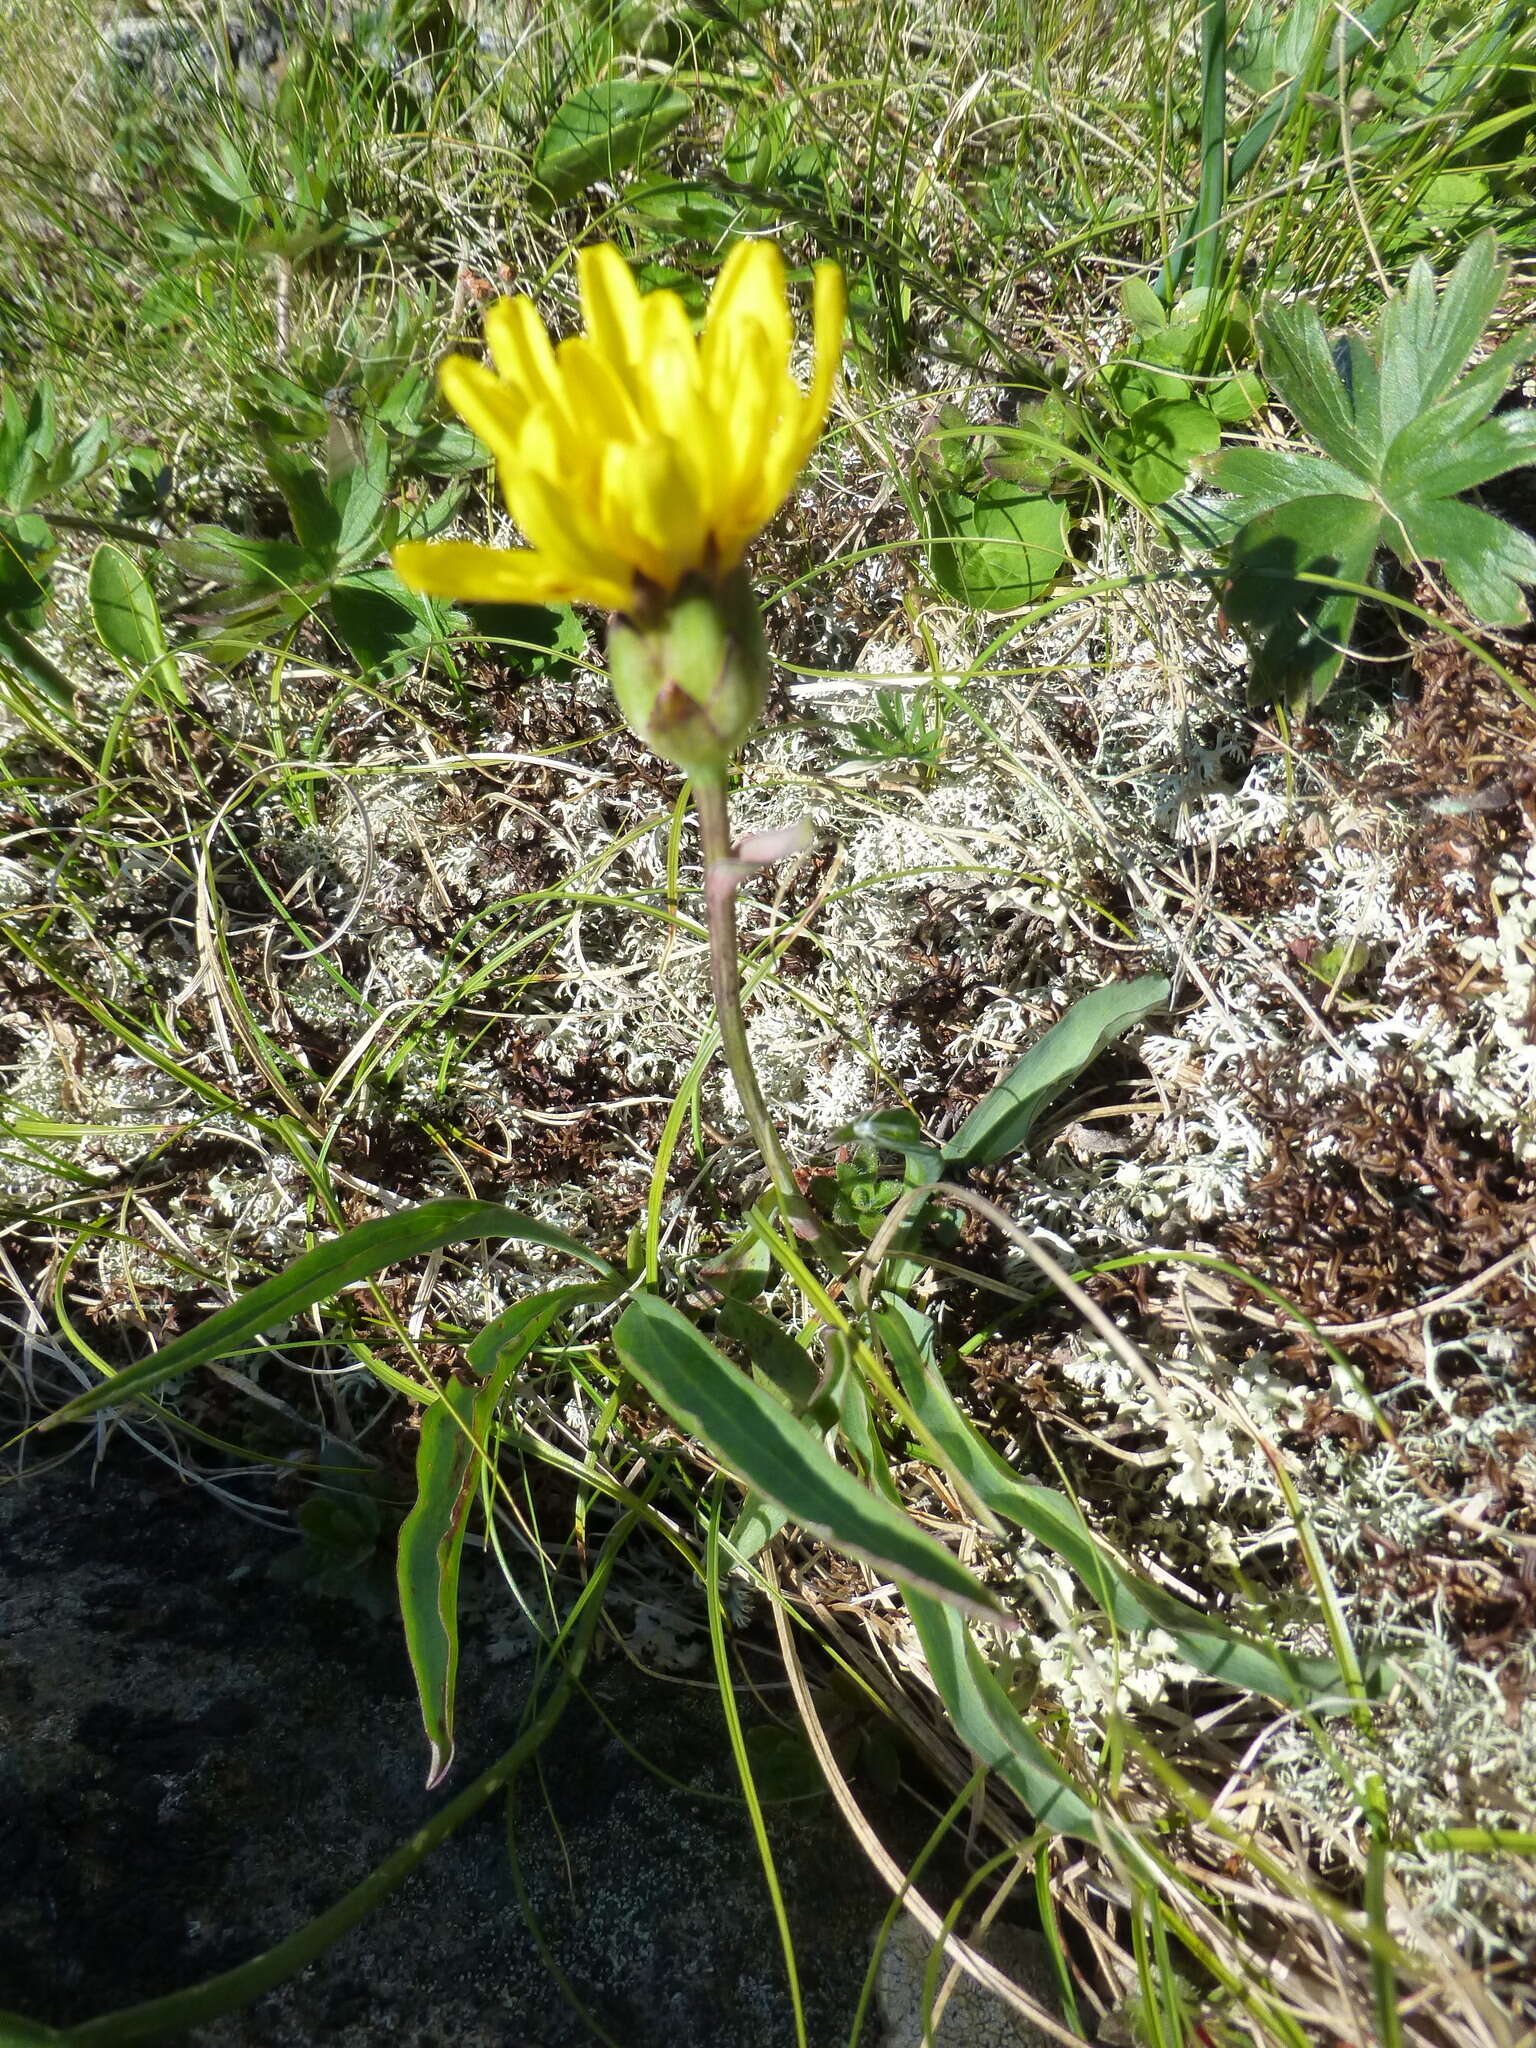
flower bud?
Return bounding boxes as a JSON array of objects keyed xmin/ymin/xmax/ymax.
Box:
[{"xmin": 606, "ymin": 568, "xmax": 770, "ymax": 779}]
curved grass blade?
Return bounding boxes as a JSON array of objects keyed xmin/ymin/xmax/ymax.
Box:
[
  {"xmin": 40, "ymin": 1200, "xmax": 615, "ymax": 1434},
  {"xmin": 614, "ymin": 1293, "xmax": 1006, "ymax": 1623},
  {"xmin": 942, "ymin": 974, "xmax": 1169, "ymax": 1170}
]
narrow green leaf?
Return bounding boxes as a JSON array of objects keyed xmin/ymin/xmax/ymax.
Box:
[
  {"xmin": 1221, "ymin": 493, "xmax": 1382, "ymax": 709},
  {"xmin": 397, "ymin": 1373, "xmax": 479, "ymax": 1788},
  {"xmin": 532, "ymin": 81, "xmax": 692, "ymax": 203},
  {"xmin": 396, "ymin": 1282, "xmax": 603, "ymax": 1782},
  {"xmin": 86, "ymin": 544, "xmax": 187, "ymax": 706},
  {"xmin": 40, "ymin": 1200, "xmax": 615, "ymax": 1432},
  {"xmin": 877, "ymin": 1303, "xmax": 1348, "ymax": 1705},
  {"xmin": 906, "ymin": 1589, "xmax": 1098, "ymax": 1840},
  {"xmin": 613, "ymin": 1294, "xmax": 1005, "ymax": 1621},
  {"xmin": 943, "ymin": 973, "xmax": 1169, "ymax": 1169}
]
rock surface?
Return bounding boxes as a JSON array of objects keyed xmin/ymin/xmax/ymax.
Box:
[{"xmin": 0, "ymin": 1439, "xmax": 899, "ymax": 2045}]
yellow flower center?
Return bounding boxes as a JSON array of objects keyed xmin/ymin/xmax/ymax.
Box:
[{"xmin": 392, "ymin": 241, "xmax": 845, "ymax": 615}]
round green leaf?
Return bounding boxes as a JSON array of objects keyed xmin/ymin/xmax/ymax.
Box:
[{"xmin": 924, "ymin": 481, "xmax": 1070, "ymax": 611}]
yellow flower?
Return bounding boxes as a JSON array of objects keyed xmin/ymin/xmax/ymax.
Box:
[{"xmin": 392, "ymin": 241, "xmax": 845, "ymax": 616}]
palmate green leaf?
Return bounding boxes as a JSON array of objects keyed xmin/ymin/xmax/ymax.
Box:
[
  {"xmin": 613, "ymin": 1293, "xmax": 1006, "ymax": 1622},
  {"xmin": 39, "ymin": 1200, "xmax": 616, "ymax": 1433},
  {"xmin": 1220, "ymin": 234, "xmax": 1536, "ymax": 708},
  {"xmin": 875, "ymin": 1302, "xmax": 1351, "ymax": 1708},
  {"xmin": 942, "ymin": 974, "xmax": 1169, "ymax": 1170},
  {"xmin": 1221, "ymin": 494, "xmax": 1382, "ymax": 711}
]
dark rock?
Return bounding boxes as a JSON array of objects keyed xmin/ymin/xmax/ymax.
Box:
[{"xmin": 0, "ymin": 1441, "xmax": 892, "ymax": 2045}]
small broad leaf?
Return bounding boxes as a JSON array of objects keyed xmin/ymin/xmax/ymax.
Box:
[
  {"xmin": 532, "ymin": 81, "xmax": 692, "ymax": 203},
  {"xmin": 1120, "ymin": 276, "xmax": 1167, "ymax": 333},
  {"xmin": 87, "ymin": 544, "xmax": 188, "ymax": 706},
  {"xmin": 1221, "ymin": 494, "xmax": 1383, "ymax": 710},
  {"xmin": 943, "ymin": 973, "xmax": 1170, "ymax": 1170},
  {"xmin": 613, "ymin": 1293, "xmax": 1006, "ymax": 1622},
  {"xmin": 328, "ymin": 569, "xmax": 452, "ymax": 676},
  {"xmin": 1206, "ymin": 371, "xmax": 1266, "ymax": 425},
  {"xmin": 0, "ymin": 513, "xmax": 54, "ymax": 624},
  {"xmin": 1109, "ymin": 399, "xmax": 1222, "ymax": 504},
  {"xmin": 925, "ymin": 481, "xmax": 1069, "ymax": 611}
]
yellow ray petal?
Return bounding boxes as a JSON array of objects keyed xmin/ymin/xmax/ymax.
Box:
[
  {"xmin": 483, "ymin": 296, "xmax": 563, "ymax": 413},
  {"xmin": 552, "ymin": 336, "xmax": 645, "ymax": 444},
  {"xmin": 791, "ymin": 259, "xmax": 846, "ymax": 470},
  {"xmin": 598, "ymin": 439, "xmax": 706, "ymax": 587},
  {"xmin": 513, "ymin": 463, "xmax": 638, "ymax": 599},
  {"xmin": 390, "ymin": 539, "xmax": 625, "ymax": 609},
  {"xmin": 577, "ymin": 243, "xmax": 646, "ymax": 373},
  {"xmin": 703, "ymin": 241, "xmax": 792, "ymax": 372},
  {"xmin": 439, "ymin": 354, "xmax": 527, "ymax": 468}
]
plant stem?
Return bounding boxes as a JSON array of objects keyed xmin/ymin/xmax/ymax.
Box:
[{"xmin": 690, "ymin": 768, "xmax": 825, "ymax": 1247}]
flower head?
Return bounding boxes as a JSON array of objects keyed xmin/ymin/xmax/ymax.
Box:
[{"xmin": 392, "ymin": 241, "xmax": 844, "ymax": 616}]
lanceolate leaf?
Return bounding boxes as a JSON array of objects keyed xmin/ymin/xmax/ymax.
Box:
[
  {"xmin": 943, "ymin": 974, "xmax": 1169, "ymax": 1170},
  {"xmin": 398, "ymin": 1373, "xmax": 479, "ymax": 1790},
  {"xmin": 906, "ymin": 1588, "xmax": 1098, "ymax": 1841},
  {"xmin": 613, "ymin": 1293, "xmax": 1006, "ymax": 1621},
  {"xmin": 41, "ymin": 1200, "xmax": 616, "ymax": 1433},
  {"xmin": 399, "ymin": 1284, "xmax": 601, "ymax": 1788},
  {"xmin": 532, "ymin": 81, "xmax": 692, "ymax": 203},
  {"xmin": 875, "ymin": 1303, "xmax": 1350, "ymax": 1708}
]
